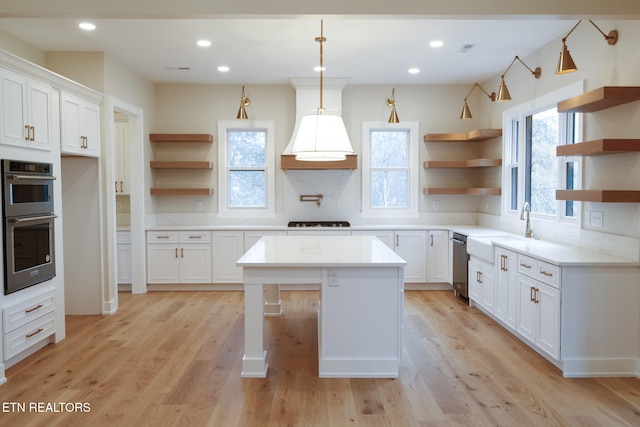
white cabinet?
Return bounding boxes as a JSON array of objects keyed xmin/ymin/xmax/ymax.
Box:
[
  {"xmin": 0, "ymin": 68, "xmax": 53, "ymax": 150},
  {"xmin": 393, "ymin": 230, "xmax": 427, "ymax": 283},
  {"xmin": 146, "ymin": 231, "xmax": 212, "ymax": 284},
  {"xmin": 468, "ymin": 256, "xmax": 495, "ymax": 312},
  {"xmin": 60, "ymin": 92, "xmax": 101, "ymax": 157},
  {"xmin": 515, "ymin": 254, "xmax": 561, "ymax": 360},
  {"xmin": 117, "ymin": 231, "xmax": 132, "ymax": 284},
  {"xmin": 426, "ymin": 230, "xmax": 449, "ymax": 283},
  {"xmin": 114, "ymin": 119, "xmax": 129, "ymax": 194},
  {"xmin": 494, "ymin": 247, "xmax": 517, "ymax": 329},
  {"xmin": 351, "ymin": 230, "xmax": 394, "ymax": 248},
  {"xmin": 212, "ymin": 230, "xmax": 244, "ymax": 283}
]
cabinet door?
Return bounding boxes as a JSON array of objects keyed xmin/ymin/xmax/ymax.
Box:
[
  {"xmin": 147, "ymin": 243, "xmax": 180, "ymax": 283},
  {"xmin": 82, "ymin": 100, "xmax": 101, "ymax": 156},
  {"xmin": 516, "ymin": 274, "xmax": 537, "ymax": 344},
  {"xmin": 212, "ymin": 231, "xmax": 244, "ymax": 283},
  {"xmin": 115, "ymin": 120, "xmax": 130, "ymax": 194},
  {"xmin": 27, "ymin": 79, "xmax": 53, "ymax": 149},
  {"xmin": 394, "ymin": 230, "xmax": 427, "ymax": 283},
  {"xmin": 426, "ymin": 230, "xmax": 449, "ymax": 283},
  {"xmin": 495, "ymin": 249, "xmax": 517, "ymax": 329},
  {"xmin": 479, "ymin": 265, "xmax": 495, "ymax": 312},
  {"xmin": 61, "ymin": 93, "xmax": 100, "ymax": 157},
  {"xmin": 117, "ymin": 243, "xmax": 132, "ymax": 284},
  {"xmin": 536, "ymin": 282, "xmax": 560, "ymax": 360},
  {"xmin": 351, "ymin": 230, "xmax": 395, "ymax": 248},
  {"xmin": 180, "ymin": 244, "xmax": 212, "ymax": 283},
  {"xmin": 468, "ymin": 260, "xmax": 482, "ymax": 303}
]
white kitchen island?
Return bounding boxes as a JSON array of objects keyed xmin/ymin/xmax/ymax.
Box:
[{"xmin": 236, "ymin": 235, "xmax": 406, "ymax": 378}]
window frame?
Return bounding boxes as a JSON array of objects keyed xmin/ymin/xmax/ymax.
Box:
[
  {"xmin": 501, "ymin": 81, "xmax": 583, "ymax": 236},
  {"xmin": 362, "ymin": 121, "xmax": 419, "ymax": 218},
  {"xmin": 218, "ymin": 120, "xmax": 275, "ymax": 218}
]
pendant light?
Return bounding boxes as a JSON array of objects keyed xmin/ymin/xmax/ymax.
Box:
[
  {"xmin": 556, "ymin": 20, "xmax": 619, "ymax": 74},
  {"xmin": 460, "ymin": 83, "xmax": 496, "ymax": 120},
  {"xmin": 387, "ymin": 88, "xmax": 400, "ymax": 123},
  {"xmin": 236, "ymin": 85, "xmax": 250, "ymax": 119},
  {"xmin": 496, "ymin": 56, "xmax": 541, "ymax": 102},
  {"xmin": 290, "ymin": 20, "xmax": 355, "ymax": 161}
]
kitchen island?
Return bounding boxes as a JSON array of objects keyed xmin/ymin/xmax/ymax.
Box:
[{"xmin": 236, "ymin": 235, "xmax": 406, "ymax": 378}]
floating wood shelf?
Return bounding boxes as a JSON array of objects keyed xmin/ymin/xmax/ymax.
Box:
[
  {"xmin": 150, "ymin": 188, "xmax": 214, "ymax": 196},
  {"xmin": 150, "ymin": 133, "xmax": 213, "ymax": 143},
  {"xmin": 281, "ymin": 154, "xmax": 357, "ymax": 170},
  {"xmin": 556, "ymin": 190, "xmax": 640, "ymax": 203},
  {"xmin": 423, "ymin": 188, "xmax": 502, "ymax": 196},
  {"xmin": 424, "ymin": 129, "xmax": 502, "ymax": 142},
  {"xmin": 556, "ymin": 139, "xmax": 640, "ymax": 156},
  {"xmin": 150, "ymin": 161, "xmax": 213, "ymax": 169},
  {"xmin": 557, "ymin": 87, "xmax": 640, "ymax": 113},
  {"xmin": 424, "ymin": 158, "xmax": 502, "ymax": 168}
]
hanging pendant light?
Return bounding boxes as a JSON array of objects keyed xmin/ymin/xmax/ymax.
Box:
[
  {"xmin": 291, "ymin": 20, "xmax": 355, "ymax": 161},
  {"xmin": 236, "ymin": 85, "xmax": 250, "ymax": 119},
  {"xmin": 387, "ymin": 88, "xmax": 400, "ymax": 123}
]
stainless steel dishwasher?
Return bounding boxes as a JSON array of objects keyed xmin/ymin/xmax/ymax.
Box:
[{"xmin": 451, "ymin": 232, "xmax": 469, "ymax": 300}]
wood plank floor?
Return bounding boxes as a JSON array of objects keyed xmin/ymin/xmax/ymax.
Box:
[{"xmin": 0, "ymin": 290, "xmax": 638, "ymax": 426}]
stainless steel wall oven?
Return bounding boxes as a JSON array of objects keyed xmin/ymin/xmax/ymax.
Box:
[{"xmin": 2, "ymin": 159, "xmax": 56, "ymax": 294}]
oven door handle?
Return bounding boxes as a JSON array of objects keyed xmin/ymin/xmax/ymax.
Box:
[
  {"xmin": 10, "ymin": 174, "xmax": 57, "ymax": 181},
  {"xmin": 12, "ymin": 214, "xmax": 57, "ymax": 223}
]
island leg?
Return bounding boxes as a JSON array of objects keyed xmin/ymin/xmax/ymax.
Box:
[{"xmin": 241, "ymin": 283, "xmax": 268, "ymax": 378}]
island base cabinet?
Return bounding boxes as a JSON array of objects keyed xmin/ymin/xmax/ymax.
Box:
[{"xmin": 516, "ymin": 274, "xmax": 560, "ymax": 361}]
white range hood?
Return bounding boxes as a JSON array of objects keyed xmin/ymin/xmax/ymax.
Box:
[{"xmin": 281, "ymin": 78, "xmax": 357, "ymax": 170}]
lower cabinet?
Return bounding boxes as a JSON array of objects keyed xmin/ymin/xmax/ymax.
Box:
[
  {"xmin": 393, "ymin": 230, "xmax": 427, "ymax": 283},
  {"xmin": 494, "ymin": 248, "xmax": 517, "ymax": 330},
  {"xmin": 426, "ymin": 230, "xmax": 449, "ymax": 283},
  {"xmin": 212, "ymin": 230, "xmax": 244, "ymax": 283},
  {"xmin": 468, "ymin": 256, "xmax": 495, "ymax": 312},
  {"xmin": 147, "ymin": 231, "xmax": 212, "ymax": 284},
  {"xmin": 117, "ymin": 230, "xmax": 132, "ymax": 284}
]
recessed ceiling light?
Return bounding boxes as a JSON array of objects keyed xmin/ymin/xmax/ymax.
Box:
[
  {"xmin": 217, "ymin": 66, "xmax": 230, "ymax": 72},
  {"xmin": 196, "ymin": 40, "xmax": 211, "ymax": 47},
  {"xmin": 430, "ymin": 40, "xmax": 444, "ymax": 48},
  {"xmin": 408, "ymin": 68, "xmax": 420, "ymax": 75},
  {"xmin": 78, "ymin": 22, "xmax": 96, "ymax": 31},
  {"xmin": 314, "ymin": 66, "xmax": 326, "ymax": 72}
]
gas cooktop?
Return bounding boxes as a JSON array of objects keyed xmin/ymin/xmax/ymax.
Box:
[{"xmin": 287, "ymin": 221, "xmax": 351, "ymax": 228}]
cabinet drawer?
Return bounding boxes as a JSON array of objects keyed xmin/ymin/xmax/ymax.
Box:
[
  {"xmin": 180, "ymin": 231, "xmax": 211, "ymax": 243},
  {"xmin": 3, "ymin": 289, "xmax": 55, "ymax": 333},
  {"xmin": 517, "ymin": 254, "xmax": 538, "ymax": 278},
  {"xmin": 4, "ymin": 311, "xmax": 55, "ymax": 360},
  {"xmin": 147, "ymin": 231, "xmax": 179, "ymax": 243},
  {"xmin": 537, "ymin": 260, "xmax": 560, "ymax": 288}
]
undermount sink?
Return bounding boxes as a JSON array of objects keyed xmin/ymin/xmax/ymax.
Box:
[{"xmin": 467, "ymin": 235, "xmax": 523, "ymax": 263}]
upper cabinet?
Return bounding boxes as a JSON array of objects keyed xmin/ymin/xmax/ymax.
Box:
[
  {"xmin": 60, "ymin": 92, "xmax": 101, "ymax": 157},
  {"xmin": 0, "ymin": 68, "xmax": 53, "ymax": 151}
]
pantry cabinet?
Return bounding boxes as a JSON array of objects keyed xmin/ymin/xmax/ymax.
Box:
[
  {"xmin": 146, "ymin": 231, "xmax": 212, "ymax": 284},
  {"xmin": 60, "ymin": 92, "xmax": 101, "ymax": 157},
  {"xmin": 0, "ymin": 68, "xmax": 53, "ymax": 150}
]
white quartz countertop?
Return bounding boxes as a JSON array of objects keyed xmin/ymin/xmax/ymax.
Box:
[{"xmin": 237, "ymin": 235, "xmax": 407, "ymax": 268}]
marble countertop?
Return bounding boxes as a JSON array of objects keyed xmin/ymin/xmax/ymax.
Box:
[{"xmin": 237, "ymin": 235, "xmax": 407, "ymax": 268}]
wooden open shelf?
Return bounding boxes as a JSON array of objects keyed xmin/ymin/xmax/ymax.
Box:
[
  {"xmin": 150, "ymin": 133, "xmax": 213, "ymax": 143},
  {"xmin": 556, "ymin": 190, "xmax": 640, "ymax": 203},
  {"xmin": 281, "ymin": 154, "xmax": 357, "ymax": 170},
  {"xmin": 150, "ymin": 161, "xmax": 213, "ymax": 169},
  {"xmin": 423, "ymin": 188, "xmax": 502, "ymax": 196},
  {"xmin": 557, "ymin": 87, "xmax": 640, "ymax": 113},
  {"xmin": 424, "ymin": 129, "xmax": 502, "ymax": 142},
  {"xmin": 150, "ymin": 188, "xmax": 214, "ymax": 196},
  {"xmin": 556, "ymin": 139, "xmax": 640, "ymax": 156},
  {"xmin": 424, "ymin": 158, "xmax": 502, "ymax": 168}
]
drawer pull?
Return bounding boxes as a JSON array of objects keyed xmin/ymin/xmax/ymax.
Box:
[
  {"xmin": 530, "ymin": 286, "xmax": 535, "ymax": 302},
  {"xmin": 26, "ymin": 328, "xmax": 44, "ymax": 339},
  {"xmin": 188, "ymin": 235, "xmax": 202, "ymax": 239},
  {"xmin": 156, "ymin": 235, "xmax": 171, "ymax": 239},
  {"xmin": 25, "ymin": 304, "xmax": 44, "ymax": 314},
  {"xmin": 520, "ymin": 262, "xmax": 532, "ymax": 269},
  {"xmin": 540, "ymin": 270, "xmax": 553, "ymax": 277}
]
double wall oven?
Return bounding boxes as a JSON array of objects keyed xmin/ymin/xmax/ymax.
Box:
[{"xmin": 2, "ymin": 159, "xmax": 57, "ymax": 294}]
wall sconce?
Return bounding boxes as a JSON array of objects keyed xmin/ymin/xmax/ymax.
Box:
[
  {"xmin": 236, "ymin": 85, "xmax": 250, "ymax": 119},
  {"xmin": 460, "ymin": 83, "xmax": 496, "ymax": 120},
  {"xmin": 556, "ymin": 20, "xmax": 619, "ymax": 74},
  {"xmin": 496, "ymin": 56, "xmax": 541, "ymax": 102},
  {"xmin": 387, "ymin": 88, "xmax": 399, "ymax": 123}
]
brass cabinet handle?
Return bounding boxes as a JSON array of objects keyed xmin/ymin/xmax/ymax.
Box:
[
  {"xmin": 120, "ymin": 181, "xmax": 123, "ymax": 192},
  {"xmin": 181, "ymin": 248, "xmax": 184, "ymax": 258},
  {"xmin": 540, "ymin": 270, "xmax": 553, "ymax": 277},
  {"xmin": 175, "ymin": 248, "xmax": 178, "ymax": 258},
  {"xmin": 430, "ymin": 234, "xmax": 434, "ymax": 247},
  {"xmin": 534, "ymin": 287, "xmax": 540, "ymax": 304},
  {"xmin": 530, "ymin": 286, "xmax": 535, "ymax": 302},
  {"xmin": 156, "ymin": 235, "xmax": 170, "ymax": 239},
  {"xmin": 115, "ymin": 181, "xmax": 118, "ymax": 192},
  {"xmin": 520, "ymin": 262, "xmax": 532, "ymax": 269},
  {"xmin": 25, "ymin": 125, "xmax": 30, "ymax": 140},
  {"xmin": 25, "ymin": 304, "xmax": 43, "ymax": 314},
  {"xmin": 26, "ymin": 328, "xmax": 44, "ymax": 339},
  {"xmin": 29, "ymin": 125, "xmax": 35, "ymax": 141}
]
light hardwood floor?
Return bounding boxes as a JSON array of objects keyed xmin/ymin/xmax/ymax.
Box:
[{"xmin": 0, "ymin": 290, "xmax": 638, "ymax": 426}]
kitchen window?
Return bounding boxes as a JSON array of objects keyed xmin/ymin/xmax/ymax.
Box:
[
  {"xmin": 218, "ymin": 121, "xmax": 275, "ymax": 217},
  {"xmin": 502, "ymin": 82, "xmax": 583, "ymax": 234},
  {"xmin": 362, "ymin": 121, "xmax": 419, "ymax": 218}
]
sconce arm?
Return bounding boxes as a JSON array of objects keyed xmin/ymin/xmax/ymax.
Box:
[{"xmin": 465, "ymin": 83, "xmax": 496, "ymax": 102}]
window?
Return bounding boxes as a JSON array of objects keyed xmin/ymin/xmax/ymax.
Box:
[
  {"xmin": 362, "ymin": 121, "xmax": 418, "ymax": 218},
  {"xmin": 218, "ymin": 121, "xmax": 275, "ymax": 217},
  {"xmin": 502, "ymin": 82, "xmax": 583, "ymax": 234}
]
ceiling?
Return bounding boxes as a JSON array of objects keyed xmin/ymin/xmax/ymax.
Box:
[{"xmin": 0, "ymin": 18, "xmax": 580, "ymax": 85}]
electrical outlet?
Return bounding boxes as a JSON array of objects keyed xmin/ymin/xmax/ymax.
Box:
[
  {"xmin": 276, "ymin": 200, "xmax": 283, "ymax": 211},
  {"xmin": 433, "ymin": 200, "xmax": 440, "ymax": 210},
  {"xmin": 328, "ymin": 269, "xmax": 339, "ymax": 287},
  {"xmin": 116, "ymin": 201, "xmax": 122, "ymax": 211},
  {"xmin": 195, "ymin": 200, "xmax": 203, "ymax": 211},
  {"xmin": 590, "ymin": 211, "xmax": 603, "ymax": 228}
]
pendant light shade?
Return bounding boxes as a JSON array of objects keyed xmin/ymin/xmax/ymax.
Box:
[
  {"xmin": 236, "ymin": 85, "xmax": 250, "ymax": 119},
  {"xmin": 290, "ymin": 20, "xmax": 354, "ymax": 161},
  {"xmin": 555, "ymin": 20, "xmax": 618, "ymax": 75}
]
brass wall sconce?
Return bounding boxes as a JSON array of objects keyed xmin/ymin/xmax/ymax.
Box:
[
  {"xmin": 387, "ymin": 88, "xmax": 399, "ymax": 123},
  {"xmin": 460, "ymin": 83, "xmax": 496, "ymax": 120},
  {"xmin": 236, "ymin": 85, "xmax": 250, "ymax": 119},
  {"xmin": 496, "ymin": 56, "xmax": 541, "ymax": 102},
  {"xmin": 556, "ymin": 20, "xmax": 619, "ymax": 74}
]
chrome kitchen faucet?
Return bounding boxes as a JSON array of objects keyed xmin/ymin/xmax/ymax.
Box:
[{"xmin": 520, "ymin": 202, "xmax": 533, "ymax": 238}]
